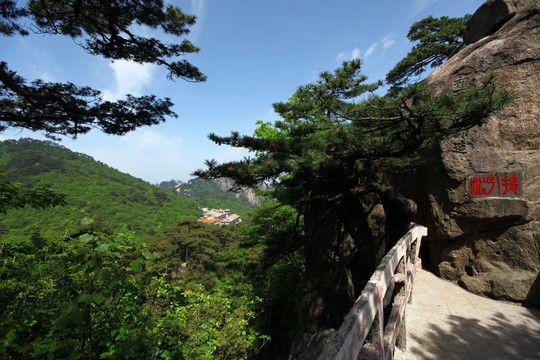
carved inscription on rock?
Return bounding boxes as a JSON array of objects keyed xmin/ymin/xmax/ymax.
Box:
[{"xmin": 468, "ymin": 172, "xmax": 523, "ymax": 198}]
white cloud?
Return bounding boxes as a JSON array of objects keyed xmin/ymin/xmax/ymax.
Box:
[
  {"xmin": 338, "ymin": 34, "xmax": 395, "ymax": 63},
  {"xmin": 120, "ymin": 129, "xmax": 182, "ymax": 150},
  {"xmin": 364, "ymin": 43, "xmax": 378, "ymax": 58},
  {"xmin": 212, "ymin": 146, "xmax": 250, "ymax": 164},
  {"xmin": 191, "ymin": 0, "xmax": 205, "ymax": 16},
  {"xmin": 382, "ymin": 34, "xmax": 395, "ymax": 49},
  {"xmin": 186, "ymin": 0, "xmax": 206, "ymax": 41},
  {"xmin": 337, "ymin": 48, "xmax": 362, "ymax": 61},
  {"xmin": 102, "ymin": 60, "xmax": 155, "ymax": 101},
  {"xmin": 37, "ymin": 72, "xmax": 56, "ymax": 82}
]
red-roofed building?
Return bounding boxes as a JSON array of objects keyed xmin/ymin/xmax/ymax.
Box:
[{"xmin": 200, "ymin": 217, "xmax": 220, "ymax": 224}]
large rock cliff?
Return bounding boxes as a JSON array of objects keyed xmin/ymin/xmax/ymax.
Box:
[
  {"xmin": 417, "ymin": 0, "xmax": 539, "ymax": 306},
  {"xmin": 212, "ymin": 177, "xmax": 268, "ymax": 206}
]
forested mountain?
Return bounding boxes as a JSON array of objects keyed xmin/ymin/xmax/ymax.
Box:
[
  {"xmin": 176, "ymin": 177, "xmax": 267, "ymax": 208},
  {"xmin": 159, "ymin": 177, "xmax": 266, "ymax": 216},
  {"xmin": 0, "ymin": 138, "xmax": 253, "ymax": 245}
]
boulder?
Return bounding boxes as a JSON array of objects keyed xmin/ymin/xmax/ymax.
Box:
[
  {"xmin": 463, "ymin": 0, "xmax": 531, "ymax": 44},
  {"xmin": 417, "ymin": 0, "xmax": 540, "ymax": 306}
]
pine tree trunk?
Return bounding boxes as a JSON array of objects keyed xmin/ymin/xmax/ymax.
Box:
[{"xmin": 295, "ymin": 191, "xmax": 387, "ymax": 333}]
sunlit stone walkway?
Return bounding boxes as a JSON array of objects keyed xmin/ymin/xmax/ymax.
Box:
[{"xmin": 394, "ymin": 269, "xmax": 540, "ymax": 360}]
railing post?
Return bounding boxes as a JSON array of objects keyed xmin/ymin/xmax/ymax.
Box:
[
  {"xmin": 395, "ymin": 254, "xmax": 407, "ymax": 352},
  {"xmin": 396, "ymin": 307, "xmax": 406, "ymax": 350},
  {"xmin": 317, "ymin": 225, "xmax": 428, "ymax": 360},
  {"xmin": 377, "ymin": 301, "xmax": 385, "ymax": 360}
]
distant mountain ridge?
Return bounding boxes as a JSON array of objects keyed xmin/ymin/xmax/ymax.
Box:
[
  {"xmin": 173, "ymin": 177, "xmax": 267, "ymax": 207},
  {"xmin": 158, "ymin": 179, "xmax": 184, "ymax": 190}
]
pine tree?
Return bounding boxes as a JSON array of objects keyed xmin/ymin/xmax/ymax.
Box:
[
  {"xmin": 386, "ymin": 15, "xmax": 471, "ymax": 87},
  {"xmin": 195, "ymin": 59, "xmax": 510, "ymax": 205},
  {"xmin": 0, "ymin": 0, "xmax": 206, "ymax": 139},
  {"xmin": 194, "ymin": 59, "xmax": 513, "ymax": 331}
]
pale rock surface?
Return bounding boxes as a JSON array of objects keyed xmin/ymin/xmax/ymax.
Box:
[{"xmin": 213, "ymin": 177, "xmax": 267, "ymax": 206}]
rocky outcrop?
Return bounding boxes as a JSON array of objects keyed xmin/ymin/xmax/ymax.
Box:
[
  {"xmin": 463, "ymin": 0, "xmax": 530, "ymax": 44},
  {"xmin": 417, "ymin": 0, "xmax": 540, "ymax": 306},
  {"xmin": 289, "ymin": 2, "xmax": 539, "ymax": 357},
  {"xmin": 213, "ymin": 177, "xmax": 268, "ymax": 206},
  {"xmin": 179, "ymin": 177, "xmax": 267, "ymax": 206}
]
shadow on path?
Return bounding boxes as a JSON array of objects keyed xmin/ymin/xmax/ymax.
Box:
[{"xmin": 397, "ymin": 270, "xmax": 540, "ymax": 360}]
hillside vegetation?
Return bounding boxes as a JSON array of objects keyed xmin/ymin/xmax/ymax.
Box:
[
  {"xmin": 0, "ymin": 138, "xmax": 281, "ymax": 359},
  {"xmin": 0, "ymin": 138, "xmax": 254, "ymax": 245}
]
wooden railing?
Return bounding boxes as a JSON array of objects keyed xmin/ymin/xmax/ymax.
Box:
[{"xmin": 318, "ymin": 224, "xmax": 428, "ymax": 360}]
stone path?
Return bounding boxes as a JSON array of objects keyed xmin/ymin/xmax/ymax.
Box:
[{"xmin": 394, "ymin": 269, "xmax": 540, "ymax": 360}]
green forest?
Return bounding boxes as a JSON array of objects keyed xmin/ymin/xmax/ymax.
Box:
[
  {"xmin": 1, "ymin": 1, "xmax": 513, "ymax": 359},
  {"xmin": 0, "ymin": 138, "xmax": 260, "ymax": 245},
  {"xmin": 0, "ymin": 138, "xmax": 199, "ymax": 243},
  {"xmin": 0, "ymin": 138, "xmax": 299, "ymax": 359}
]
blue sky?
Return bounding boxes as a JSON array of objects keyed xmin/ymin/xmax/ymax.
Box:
[{"xmin": 1, "ymin": 0, "xmax": 485, "ymax": 184}]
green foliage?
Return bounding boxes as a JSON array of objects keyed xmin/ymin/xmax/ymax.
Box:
[
  {"xmin": 148, "ymin": 205, "xmax": 306, "ymax": 357},
  {"xmin": 241, "ymin": 202, "xmax": 305, "ymax": 357},
  {"xmin": 151, "ymin": 219, "xmax": 248, "ymax": 291},
  {"xmin": 0, "ymin": 171, "xmax": 66, "ymax": 214},
  {"xmin": 386, "ymin": 15, "xmax": 471, "ymax": 87},
  {"xmin": 150, "ymin": 217, "xmax": 275, "ymax": 355},
  {"xmin": 0, "ymin": 138, "xmax": 201, "ymax": 244},
  {"xmin": 0, "ymin": 231, "xmax": 266, "ymax": 359},
  {"xmin": 159, "ymin": 282, "xmax": 268, "ymax": 360},
  {"xmin": 1, "ymin": 0, "xmax": 205, "ymax": 139},
  {"xmin": 243, "ymin": 201, "xmax": 303, "ymax": 264}
]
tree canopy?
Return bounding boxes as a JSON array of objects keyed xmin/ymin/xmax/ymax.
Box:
[
  {"xmin": 194, "ymin": 59, "xmax": 512, "ymax": 208},
  {"xmin": 0, "ymin": 0, "xmax": 206, "ymax": 139},
  {"xmin": 386, "ymin": 15, "xmax": 471, "ymax": 87},
  {"xmin": 0, "ymin": 230, "xmax": 267, "ymax": 359},
  {"xmin": 0, "ymin": 171, "xmax": 66, "ymax": 214}
]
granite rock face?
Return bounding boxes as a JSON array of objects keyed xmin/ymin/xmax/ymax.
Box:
[
  {"xmin": 463, "ymin": 0, "xmax": 531, "ymax": 44},
  {"xmin": 417, "ymin": 0, "xmax": 540, "ymax": 306}
]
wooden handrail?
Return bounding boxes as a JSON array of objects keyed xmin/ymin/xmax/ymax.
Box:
[{"xmin": 317, "ymin": 224, "xmax": 428, "ymax": 360}]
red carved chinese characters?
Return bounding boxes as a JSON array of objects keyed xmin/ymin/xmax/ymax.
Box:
[
  {"xmin": 469, "ymin": 173, "xmax": 522, "ymax": 198},
  {"xmin": 501, "ymin": 174, "xmax": 520, "ymax": 195}
]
